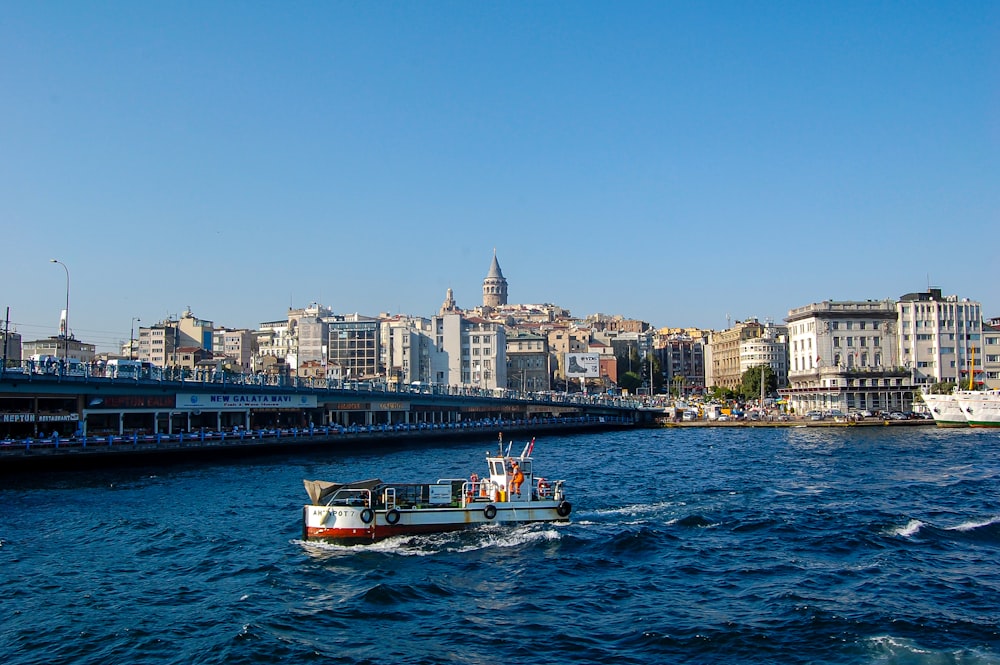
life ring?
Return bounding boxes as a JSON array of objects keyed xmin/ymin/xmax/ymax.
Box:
[
  {"xmin": 385, "ymin": 508, "xmax": 401, "ymax": 525},
  {"xmin": 483, "ymin": 504, "xmax": 497, "ymax": 520},
  {"xmin": 556, "ymin": 501, "xmax": 572, "ymax": 517},
  {"xmin": 359, "ymin": 508, "xmax": 374, "ymax": 524}
]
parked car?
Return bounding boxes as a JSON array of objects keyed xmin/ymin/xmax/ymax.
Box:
[{"xmin": 888, "ymin": 411, "xmax": 907, "ymax": 420}]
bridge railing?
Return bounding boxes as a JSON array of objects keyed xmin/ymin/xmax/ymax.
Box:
[{"xmin": 2, "ymin": 361, "xmax": 643, "ymax": 409}]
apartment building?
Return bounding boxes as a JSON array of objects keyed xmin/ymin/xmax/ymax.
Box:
[
  {"xmin": 706, "ymin": 319, "xmax": 765, "ymax": 391},
  {"xmin": 138, "ymin": 309, "xmax": 213, "ymax": 368},
  {"xmin": 659, "ymin": 332, "xmax": 707, "ymax": 394},
  {"xmin": 430, "ymin": 312, "xmax": 507, "ymax": 389},
  {"xmin": 898, "ymin": 288, "xmax": 984, "ymax": 388},
  {"xmin": 212, "ymin": 328, "xmax": 255, "ymax": 372},
  {"xmin": 505, "ymin": 329, "xmax": 550, "ymax": 392},
  {"xmin": 739, "ymin": 323, "xmax": 789, "ymax": 389}
]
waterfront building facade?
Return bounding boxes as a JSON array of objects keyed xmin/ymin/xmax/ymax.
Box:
[
  {"xmin": 783, "ymin": 300, "xmax": 911, "ymax": 415},
  {"xmin": 739, "ymin": 323, "xmax": 789, "ymax": 389},
  {"xmin": 707, "ymin": 319, "xmax": 765, "ymax": 391},
  {"xmin": 659, "ymin": 332, "xmax": 707, "ymax": 395},
  {"xmin": 897, "ymin": 288, "xmax": 984, "ymax": 389}
]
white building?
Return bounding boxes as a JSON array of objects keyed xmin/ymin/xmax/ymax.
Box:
[
  {"xmin": 783, "ymin": 300, "xmax": 912, "ymax": 415},
  {"xmin": 429, "ymin": 312, "xmax": 507, "ymax": 389},
  {"xmin": 381, "ymin": 315, "xmax": 433, "ymax": 385},
  {"xmin": 897, "ymin": 288, "xmax": 984, "ymax": 389},
  {"xmin": 739, "ymin": 323, "xmax": 789, "ymax": 389}
]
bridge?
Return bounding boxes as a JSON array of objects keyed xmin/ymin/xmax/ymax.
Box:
[{"xmin": 0, "ymin": 372, "xmax": 645, "ymax": 471}]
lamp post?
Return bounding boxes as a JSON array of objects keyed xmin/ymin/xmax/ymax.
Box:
[
  {"xmin": 49, "ymin": 259, "xmax": 70, "ymax": 367},
  {"xmin": 131, "ymin": 317, "xmax": 141, "ymax": 360}
]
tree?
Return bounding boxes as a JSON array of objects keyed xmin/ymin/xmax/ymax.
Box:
[
  {"xmin": 708, "ymin": 385, "xmax": 738, "ymax": 401},
  {"xmin": 618, "ymin": 371, "xmax": 642, "ymax": 393},
  {"xmin": 740, "ymin": 365, "xmax": 777, "ymax": 401}
]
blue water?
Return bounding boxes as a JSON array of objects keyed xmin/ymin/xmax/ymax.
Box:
[{"xmin": 3, "ymin": 426, "xmax": 999, "ymax": 664}]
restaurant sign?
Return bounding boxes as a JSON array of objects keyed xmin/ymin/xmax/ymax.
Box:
[{"xmin": 176, "ymin": 393, "xmax": 318, "ymax": 410}]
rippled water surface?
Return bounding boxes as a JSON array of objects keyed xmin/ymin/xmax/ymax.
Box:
[{"xmin": 3, "ymin": 426, "xmax": 1000, "ymax": 664}]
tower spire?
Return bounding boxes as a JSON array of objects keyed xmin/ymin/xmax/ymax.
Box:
[{"xmin": 483, "ymin": 250, "xmax": 508, "ymax": 307}]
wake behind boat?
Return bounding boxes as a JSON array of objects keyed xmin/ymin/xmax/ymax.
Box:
[{"xmin": 302, "ymin": 435, "xmax": 571, "ymax": 544}]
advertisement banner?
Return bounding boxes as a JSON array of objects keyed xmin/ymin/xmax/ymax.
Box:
[{"xmin": 565, "ymin": 353, "xmax": 600, "ymax": 378}]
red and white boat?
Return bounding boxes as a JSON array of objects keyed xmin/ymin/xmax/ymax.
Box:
[{"xmin": 302, "ymin": 437, "xmax": 571, "ymax": 544}]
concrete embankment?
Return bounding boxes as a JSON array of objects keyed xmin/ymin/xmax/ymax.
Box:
[{"xmin": 657, "ymin": 419, "xmax": 935, "ymax": 428}]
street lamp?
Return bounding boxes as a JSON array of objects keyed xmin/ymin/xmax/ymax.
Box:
[
  {"xmin": 49, "ymin": 259, "xmax": 69, "ymax": 367},
  {"xmin": 131, "ymin": 317, "xmax": 141, "ymax": 360}
]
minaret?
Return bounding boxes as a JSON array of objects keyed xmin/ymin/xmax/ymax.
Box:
[{"xmin": 482, "ymin": 250, "xmax": 508, "ymax": 308}]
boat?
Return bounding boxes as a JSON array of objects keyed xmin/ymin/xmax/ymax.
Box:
[
  {"xmin": 301, "ymin": 436, "xmax": 572, "ymax": 544},
  {"xmin": 955, "ymin": 390, "xmax": 1000, "ymax": 428},
  {"xmin": 921, "ymin": 391, "xmax": 968, "ymax": 427}
]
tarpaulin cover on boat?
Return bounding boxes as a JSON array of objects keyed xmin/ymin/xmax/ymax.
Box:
[{"xmin": 304, "ymin": 478, "xmax": 383, "ymax": 505}]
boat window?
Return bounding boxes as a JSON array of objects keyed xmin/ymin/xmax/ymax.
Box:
[{"xmin": 492, "ymin": 460, "xmax": 505, "ymax": 475}]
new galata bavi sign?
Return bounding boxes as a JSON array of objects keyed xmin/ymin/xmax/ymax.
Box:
[{"xmin": 176, "ymin": 393, "xmax": 318, "ymax": 410}]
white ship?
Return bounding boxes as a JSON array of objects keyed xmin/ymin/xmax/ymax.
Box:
[
  {"xmin": 955, "ymin": 390, "xmax": 1000, "ymax": 428},
  {"xmin": 921, "ymin": 391, "xmax": 968, "ymax": 427}
]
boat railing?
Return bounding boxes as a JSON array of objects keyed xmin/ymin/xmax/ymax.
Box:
[
  {"xmin": 325, "ymin": 488, "xmax": 371, "ymax": 507},
  {"xmin": 461, "ymin": 480, "xmax": 495, "ymax": 504}
]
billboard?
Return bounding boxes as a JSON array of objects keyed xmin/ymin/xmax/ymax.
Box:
[{"xmin": 565, "ymin": 353, "xmax": 600, "ymax": 378}]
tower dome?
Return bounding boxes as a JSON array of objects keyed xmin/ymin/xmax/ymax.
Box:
[{"xmin": 482, "ymin": 250, "xmax": 508, "ymax": 307}]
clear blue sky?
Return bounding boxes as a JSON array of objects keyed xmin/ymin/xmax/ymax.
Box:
[{"xmin": 2, "ymin": 2, "xmax": 997, "ymax": 352}]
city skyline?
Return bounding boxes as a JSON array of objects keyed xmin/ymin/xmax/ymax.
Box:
[{"xmin": 3, "ymin": 3, "xmax": 997, "ymax": 351}]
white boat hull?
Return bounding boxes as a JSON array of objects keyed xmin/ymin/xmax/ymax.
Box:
[
  {"xmin": 303, "ymin": 499, "xmax": 571, "ymax": 544},
  {"xmin": 956, "ymin": 390, "xmax": 1000, "ymax": 428},
  {"xmin": 921, "ymin": 393, "xmax": 968, "ymax": 427}
]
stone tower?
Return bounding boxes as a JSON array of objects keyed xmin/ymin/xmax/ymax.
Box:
[{"xmin": 482, "ymin": 250, "xmax": 508, "ymax": 308}]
